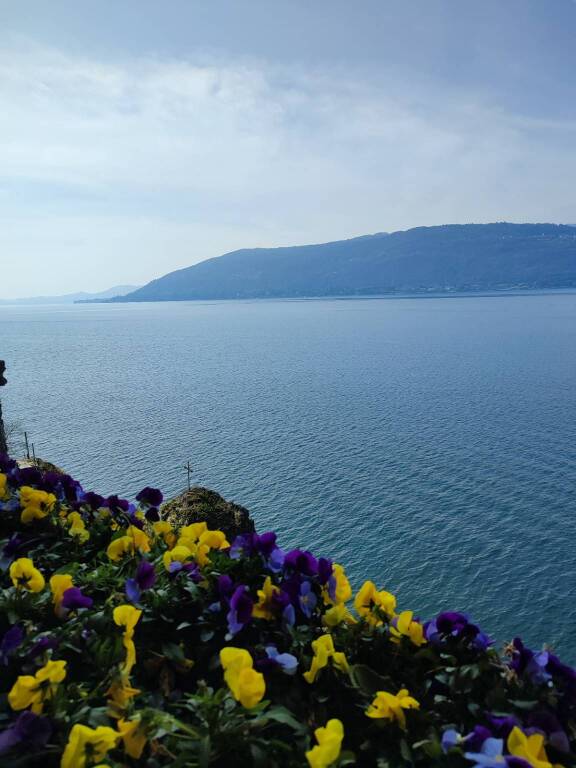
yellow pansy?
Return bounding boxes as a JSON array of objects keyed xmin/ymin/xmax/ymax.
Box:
[
  {"xmin": 507, "ymin": 727, "xmax": 554, "ymax": 768},
  {"xmin": 194, "ymin": 529, "xmax": 230, "ymax": 566},
  {"xmin": 9, "ymin": 557, "xmax": 45, "ymax": 592},
  {"xmin": 50, "ymin": 573, "xmax": 74, "ymax": 614},
  {"xmin": 390, "ymin": 611, "xmax": 426, "ymax": 646},
  {"xmin": 126, "ymin": 525, "xmax": 151, "ymax": 554},
  {"xmin": 152, "ymin": 520, "xmax": 176, "ymax": 547},
  {"xmin": 306, "ymin": 719, "xmax": 344, "ymax": 768},
  {"xmin": 354, "ymin": 580, "xmax": 396, "ymax": 626},
  {"xmin": 67, "ymin": 511, "xmax": 89, "ymax": 542},
  {"xmin": 323, "ymin": 564, "xmax": 352, "ymax": 606},
  {"xmin": 61, "ymin": 724, "xmax": 119, "ymax": 768},
  {"xmin": 366, "ymin": 689, "xmax": 420, "ymax": 729},
  {"xmin": 118, "ymin": 717, "xmax": 147, "ymax": 759},
  {"xmin": 107, "ymin": 535, "xmax": 135, "ymax": 562},
  {"xmin": 106, "ymin": 677, "xmax": 141, "ymax": 718},
  {"xmin": 252, "ymin": 576, "xmax": 280, "ymax": 620},
  {"xmin": 323, "ymin": 603, "xmax": 356, "ymax": 628},
  {"xmin": 162, "ymin": 544, "xmax": 193, "ymax": 571},
  {"xmin": 113, "ymin": 604, "xmax": 142, "ymax": 675},
  {"xmin": 220, "ymin": 647, "xmax": 266, "ymax": 709},
  {"xmin": 19, "ymin": 486, "xmax": 57, "ymax": 524},
  {"xmin": 0, "ymin": 472, "xmax": 9, "ymax": 500},
  {"xmin": 199, "ymin": 529, "xmax": 229, "ymax": 549},
  {"xmin": 178, "ymin": 521, "xmax": 207, "ymax": 542},
  {"xmin": 303, "ymin": 634, "xmax": 349, "ymax": 684},
  {"xmin": 8, "ymin": 659, "xmax": 67, "ymax": 714}
]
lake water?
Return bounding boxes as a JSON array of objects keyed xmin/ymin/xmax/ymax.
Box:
[{"xmin": 1, "ymin": 294, "xmax": 575, "ymax": 659}]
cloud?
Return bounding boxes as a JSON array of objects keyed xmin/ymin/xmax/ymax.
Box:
[{"xmin": 1, "ymin": 43, "xmax": 575, "ymax": 296}]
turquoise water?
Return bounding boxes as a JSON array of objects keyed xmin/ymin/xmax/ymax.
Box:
[{"xmin": 1, "ymin": 294, "xmax": 576, "ymax": 658}]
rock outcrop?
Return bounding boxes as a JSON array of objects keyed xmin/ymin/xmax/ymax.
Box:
[
  {"xmin": 162, "ymin": 486, "xmax": 255, "ymax": 540},
  {"xmin": 16, "ymin": 458, "xmax": 66, "ymax": 474}
]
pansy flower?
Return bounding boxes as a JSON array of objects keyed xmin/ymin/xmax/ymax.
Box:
[
  {"xmin": 125, "ymin": 560, "xmax": 156, "ymax": 603},
  {"xmin": 354, "ymin": 580, "xmax": 396, "ymax": 626},
  {"xmin": 226, "ymin": 585, "xmax": 253, "ymax": 636},
  {"xmin": 135, "ymin": 486, "xmax": 163, "ymax": 507},
  {"xmin": 284, "ymin": 549, "xmax": 318, "ymax": 577},
  {"xmin": 220, "ymin": 647, "xmax": 265, "ymax": 709},
  {"xmin": 0, "ymin": 625, "xmax": 24, "ymax": 665},
  {"xmin": 8, "ymin": 659, "xmax": 67, "ymax": 714},
  {"xmin": 0, "ymin": 711, "xmax": 52, "ymax": 756},
  {"xmin": 299, "ymin": 580, "xmax": 318, "ymax": 618},
  {"xmin": 256, "ymin": 645, "xmax": 298, "ymax": 675},
  {"xmin": 61, "ymin": 724, "xmax": 118, "ymax": 768},
  {"xmin": 305, "ymin": 719, "xmax": 344, "ymax": 768},
  {"xmin": 9, "ymin": 558, "xmax": 45, "ymax": 592},
  {"xmin": 303, "ymin": 634, "xmax": 349, "ymax": 683},
  {"xmin": 365, "ymin": 688, "xmax": 419, "ymax": 729}
]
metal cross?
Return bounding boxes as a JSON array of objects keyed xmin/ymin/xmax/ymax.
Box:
[{"xmin": 183, "ymin": 460, "xmax": 192, "ymax": 491}]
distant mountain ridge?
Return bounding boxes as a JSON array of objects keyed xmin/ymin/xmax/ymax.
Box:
[
  {"xmin": 110, "ymin": 223, "xmax": 576, "ymax": 302},
  {"xmin": 0, "ymin": 285, "xmax": 140, "ymax": 305}
]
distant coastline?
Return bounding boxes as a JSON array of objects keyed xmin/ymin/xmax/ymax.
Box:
[
  {"xmin": 77, "ymin": 286, "xmax": 576, "ymax": 305},
  {"xmin": 83, "ymin": 223, "xmax": 576, "ymax": 304}
]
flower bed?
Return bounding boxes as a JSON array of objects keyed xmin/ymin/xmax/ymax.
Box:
[{"xmin": 0, "ymin": 453, "xmax": 574, "ymax": 767}]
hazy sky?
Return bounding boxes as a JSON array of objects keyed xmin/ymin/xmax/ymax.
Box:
[{"xmin": 1, "ymin": 0, "xmax": 575, "ymax": 297}]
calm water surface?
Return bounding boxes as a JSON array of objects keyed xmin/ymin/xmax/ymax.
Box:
[{"xmin": 1, "ymin": 295, "xmax": 575, "ymax": 658}]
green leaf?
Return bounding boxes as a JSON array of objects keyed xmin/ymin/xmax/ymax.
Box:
[
  {"xmin": 399, "ymin": 737, "xmax": 412, "ymax": 763},
  {"xmin": 162, "ymin": 641, "xmax": 186, "ymax": 664},
  {"xmin": 261, "ymin": 706, "xmax": 307, "ymax": 733},
  {"xmin": 350, "ymin": 664, "xmax": 391, "ymax": 695}
]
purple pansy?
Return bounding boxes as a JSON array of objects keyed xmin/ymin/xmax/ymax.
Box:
[
  {"xmin": 168, "ymin": 560, "xmax": 201, "ymax": 581},
  {"xmin": 229, "ymin": 533, "xmax": 255, "ymax": 560},
  {"xmin": 230, "ymin": 531, "xmax": 282, "ymax": 565},
  {"xmin": 441, "ymin": 729, "xmax": 462, "ymax": 752},
  {"xmin": 61, "ymin": 587, "xmax": 93, "ymax": 611},
  {"xmin": 526, "ymin": 712, "xmax": 570, "ymax": 753},
  {"xmin": 284, "ymin": 549, "xmax": 318, "ymax": 577},
  {"xmin": 298, "ymin": 580, "xmax": 317, "ymax": 619},
  {"xmin": 256, "ymin": 531, "xmax": 279, "ymax": 558},
  {"xmin": 256, "ymin": 645, "xmax": 298, "ymax": 675},
  {"xmin": 79, "ymin": 491, "xmax": 105, "ymax": 511},
  {"xmin": 0, "ymin": 624, "xmax": 24, "ymax": 664},
  {"xmin": 484, "ymin": 714, "xmax": 520, "ymax": 739},
  {"xmin": 509, "ymin": 638, "xmax": 552, "ymax": 685},
  {"xmin": 425, "ymin": 611, "xmax": 492, "ymax": 651},
  {"xmin": 464, "ymin": 737, "xmax": 505, "ymax": 767},
  {"xmin": 464, "ymin": 726, "xmax": 494, "ymax": 753},
  {"xmin": 226, "ymin": 585, "xmax": 253, "ymax": 636},
  {"xmin": 28, "ymin": 636, "xmax": 58, "ymax": 660},
  {"xmin": 15, "ymin": 467, "xmax": 44, "ymax": 487},
  {"xmin": 144, "ymin": 506, "xmax": 160, "ymax": 522},
  {"xmin": 509, "ymin": 638, "xmax": 576, "ymax": 697},
  {"xmin": 125, "ymin": 560, "xmax": 156, "ymax": 603},
  {"xmin": 105, "ymin": 495, "xmax": 131, "ymax": 516},
  {"xmin": 0, "ymin": 453, "xmax": 17, "ymax": 473},
  {"xmin": 218, "ymin": 574, "xmax": 234, "ymax": 599},
  {"xmin": 0, "ymin": 712, "xmax": 52, "ymax": 755},
  {"xmin": 136, "ymin": 486, "xmax": 163, "ymax": 507},
  {"xmin": 267, "ymin": 546, "xmax": 286, "ymax": 573},
  {"xmin": 0, "ymin": 534, "xmax": 22, "ymax": 570},
  {"xmin": 317, "ymin": 557, "xmax": 333, "ymax": 586}
]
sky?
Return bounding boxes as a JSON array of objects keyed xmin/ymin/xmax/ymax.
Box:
[{"xmin": 1, "ymin": 0, "xmax": 576, "ymax": 298}]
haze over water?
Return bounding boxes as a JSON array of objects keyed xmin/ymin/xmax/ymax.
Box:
[{"xmin": 2, "ymin": 293, "xmax": 575, "ymax": 658}]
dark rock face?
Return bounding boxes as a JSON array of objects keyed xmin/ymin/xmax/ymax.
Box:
[
  {"xmin": 0, "ymin": 361, "xmax": 6, "ymax": 454},
  {"xmin": 161, "ymin": 487, "xmax": 255, "ymax": 540}
]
